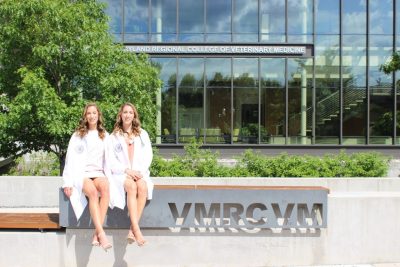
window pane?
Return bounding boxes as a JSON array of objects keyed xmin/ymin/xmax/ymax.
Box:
[
  {"xmin": 260, "ymin": 0, "xmax": 285, "ymax": 36},
  {"xmin": 205, "ymin": 58, "xmax": 231, "ymax": 143},
  {"xmin": 315, "ymin": 35, "xmax": 340, "ymax": 88},
  {"xmin": 369, "ymin": 0, "xmax": 393, "ymax": 34},
  {"xmin": 101, "ymin": 0, "xmax": 123, "ymax": 35},
  {"xmin": 151, "ymin": 57, "xmax": 177, "ymax": 144},
  {"xmin": 124, "ymin": 0, "xmax": 149, "ymax": 33},
  {"xmin": 369, "ymin": 35, "xmax": 394, "ymax": 144},
  {"xmin": 179, "ymin": 0, "xmax": 204, "ymax": 33},
  {"xmin": 206, "ymin": 0, "xmax": 231, "ymax": 33},
  {"xmin": 233, "ymin": 0, "xmax": 258, "ymax": 33},
  {"xmin": 178, "ymin": 58, "xmax": 204, "ymax": 143},
  {"xmin": 397, "ymin": 0, "xmax": 400, "ymax": 35},
  {"xmin": 315, "ymin": 0, "xmax": 339, "ymax": 34},
  {"xmin": 397, "ymin": 79, "xmax": 400, "ymax": 144},
  {"xmin": 288, "ymin": 87, "xmax": 312, "ymax": 144},
  {"xmin": 342, "ymin": 35, "xmax": 367, "ymax": 87},
  {"xmin": 260, "ymin": 58, "xmax": 285, "ymax": 144},
  {"xmin": 288, "ymin": 58, "xmax": 313, "ymax": 144},
  {"xmin": 342, "ymin": 35, "xmax": 366, "ymax": 144},
  {"xmin": 343, "ymin": 0, "xmax": 366, "ymax": 34},
  {"xmin": 315, "ymin": 35, "xmax": 340, "ymax": 144},
  {"xmin": 369, "ymin": 35, "xmax": 393, "ymax": 87},
  {"xmin": 151, "ymin": 0, "xmax": 176, "ymax": 34},
  {"xmin": 233, "ymin": 58, "xmax": 259, "ymax": 144},
  {"xmin": 287, "ymin": 0, "xmax": 313, "ymax": 35}
]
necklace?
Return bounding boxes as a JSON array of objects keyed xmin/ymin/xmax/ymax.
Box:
[{"xmin": 123, "ymin": 131, "xmax": 134, "ymax": 146}]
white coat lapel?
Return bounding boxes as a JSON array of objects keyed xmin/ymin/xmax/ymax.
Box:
[{"xmin": 116, "ymin": 134, "xmax": 130, "ymax": 167}]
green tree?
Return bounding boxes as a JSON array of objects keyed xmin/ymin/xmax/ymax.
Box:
[
  {"xmin": 380, "ymin": 51, "xmax": 400, "ymax": 74},
  {"xmin": 0, "ymin": 0, "xmax": 161, "ymax": 173}
]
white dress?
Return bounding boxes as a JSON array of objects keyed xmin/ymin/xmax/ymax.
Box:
[
  {"xmin": 62, "ymin": 130, "xmax": 108, "ymax": 219},
  {"xmin": 106, "ymin": 129, "xmax": 154, "ymax": 210}
]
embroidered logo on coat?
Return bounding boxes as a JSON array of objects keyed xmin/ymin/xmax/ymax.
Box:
[
  {"xmin": 75, "ymin": 144, "xmax": 84, "ymax": 154},
  {"xmin": 114, "ymin": 143, "xmax": 123, "ymax": 153}
]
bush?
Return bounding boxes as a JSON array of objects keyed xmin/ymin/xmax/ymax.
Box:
[
  {"xmin": 8, "ymin": 151, "xmax": 60, "ymax": 176},
  {"xmin": 150, "ymin": 142, "xmax": 390, "ymax": 177}
]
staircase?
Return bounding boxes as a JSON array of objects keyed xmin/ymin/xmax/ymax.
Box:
[{"xmin": 285, "ymin": 88, "xmax": 367, "ymax": 133}]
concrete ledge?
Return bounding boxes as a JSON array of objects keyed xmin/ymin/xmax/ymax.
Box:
[
  {"xmin": 1, "ymin": 192, "xmax": 400, "ymax": 266},
  {"xmin": 2, "ymin": 176, "xmax": 400, "ymax": 208},
  {"xmin": 1, "ymin": 176, "xmax": 400, "ymax": 266}
]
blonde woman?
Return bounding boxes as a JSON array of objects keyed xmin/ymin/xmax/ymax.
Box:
[
  {"xmin": 62, "ymin": 103, "xmax": 112, "ymax": 251},
  {"xmin": 107, "ymin": 103, "xmax": 153, "ymax": 246}
]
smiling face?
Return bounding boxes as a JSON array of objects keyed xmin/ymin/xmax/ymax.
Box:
[
  {"xmin": 85, "ymin": 105, "xmax": 99, "ymax": 130},
  {"xmin": 121, "ymin": 105, "xmax": 135, "ymax": 128}
]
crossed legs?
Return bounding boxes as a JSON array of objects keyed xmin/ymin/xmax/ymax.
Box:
[{"xmin": 124, "ymin": 178, "xmax": 148, "ymax": 246}]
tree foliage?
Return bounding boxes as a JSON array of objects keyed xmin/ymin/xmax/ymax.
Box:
[
  {"xmin": 0, "ymin": 0, "xmax": 161, "ymax": 171},
  {"xmin": 380, "ymin": 51, "xmax": 400, "ymax": 74}
]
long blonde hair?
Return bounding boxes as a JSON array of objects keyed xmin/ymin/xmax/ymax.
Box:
[
  {"xmin": 112, "ymin": 103, "xmax": 141, "ymax": 136},
  {"xmin": 76, "ymin": 102, "xmax": 106, "ymax": 139}
]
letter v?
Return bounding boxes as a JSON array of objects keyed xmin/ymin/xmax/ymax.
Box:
[{"xmin": 168, "ymin": 203, "xmax": 192, "ymax": 227}]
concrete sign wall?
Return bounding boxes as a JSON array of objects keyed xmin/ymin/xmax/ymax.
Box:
[{"xmin": 60, "ymin": 185, "xmax": 328, "ymax": 230}]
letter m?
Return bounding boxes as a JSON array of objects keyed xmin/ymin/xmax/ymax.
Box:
[
  {"xmin": 195, "ymin": 203, "xmax": 221, "ymax": 226},
  {"xmin": 297, "ymin": 203, "xmax": 324, "ymax": 227}
]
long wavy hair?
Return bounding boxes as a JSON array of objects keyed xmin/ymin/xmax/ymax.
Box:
[
  {"xmin": 112, "ymin": 103, "xmax": 141, "ymax": 136},
  {"xmin": 76, "ymin": 102, "xmax": 106, "ymax": 139}
]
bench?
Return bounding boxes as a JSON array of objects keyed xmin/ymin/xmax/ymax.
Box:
[
  {"xmin": 0, "ymin": 209, "xmax": 61, "ymax": 230},
  {"xmin": 60, "ymin": 184, "xmax": 329, "ymax": 230}
]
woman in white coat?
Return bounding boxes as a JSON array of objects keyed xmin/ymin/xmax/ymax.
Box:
[
  {"xmin": 107, "ymin": 103, "xmax": 153, "ymax": 246},
  {"xmin": 62, "ymin": 102, "xmax": 112, "ymax": 251}
]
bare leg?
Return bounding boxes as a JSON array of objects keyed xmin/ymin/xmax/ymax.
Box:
[
  {"xmin": 82, "ymin": 178, "xmax": 111, "ymax": 250},
  {"xmin": 124, "ymin": 179, "xmax": 146, "ymax": 246},
  {"xmin": 93, "ymin": 177, "xmax": 110, "ymax": 225},
  {"xmin": 136, "ymin": 179, "xmax": 148, "ymax": 220}
]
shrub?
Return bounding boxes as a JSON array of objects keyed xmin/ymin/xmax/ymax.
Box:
[
  {"xmin": 150, "ymin": 142, "xmax": 390, "ymax": 178},
  {"xmin": 8, "ymin": 151, "xmax": 60, "ymax": 176}
]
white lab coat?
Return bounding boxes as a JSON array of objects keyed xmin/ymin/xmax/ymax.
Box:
[
  {"xmin": 106, "ymin": 129, "xmax": 154, "ymax": 210},
  {"xmin": 62, "ymin": 131, "xmax": 109, "ymax": 220}
]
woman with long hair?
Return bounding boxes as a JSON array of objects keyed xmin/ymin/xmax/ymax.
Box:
[
  {"xmin": 62, "ymin": 102, "xmax": 112, "ymax": 251},
  {"xmin": 107, "ymin": 103, "xmax": 153, "ymax": 246}
]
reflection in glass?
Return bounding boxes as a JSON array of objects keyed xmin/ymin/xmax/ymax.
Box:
[
  {"xmin": 151, "ymin": 0, "xmax": 176, "ymax": 42},
  {"xmin": 342, "ymin": 35, "xmax": 367, "ymax": 144},
  {"xmin": 315, "ymin": 0, "xmax": 339, "ymax": 34},
  {"xmin": 151, "ymin": 57, "xmax": 177, "ymax": 144},
  {"xmin": 397, "ymin": 82, "xmax": 400, "ymax": 144},
  {"xmin": 260, "ymin": 0, "xmax": 285, "ymax": 42},
  {"xmin": 151, "ymin": 34, "xmax": 177, "ymax": 43},
  {"xmin": 343, "ymin": 0, "xmax": 366, "ymax": 35},
  {"xmin": 232, "ymin": 34, "xmax": 258, "ymax": 43},
  {"xmin": 206, "ymin": 0, "xmax": 231, "ymax": 34},
  {"xmin": 233, "ymin": 58, "xmax": 259, "ymax": 144},
  {"xmin": 178, "ymin": 58, "xmax": 204, "ymax": 143},
  {"xmin": 288, "ymin": 58, "xmax": 313, "ymax": 144},
  {"xmin": 101, "ymin": 0, "xmax": 123, "ymax": 35},
  {"xmin": 287, "ymin": 35, "xmax": 313, "ymax": 44},
  {"xmin": 233, "ymin": 0, "xmax": 258, "ymax": 34},
  {"xmin": 397, "ymin": 0, "xmax": 400, "ymax": 35},
  {"xmin": 287, "ymin": 0, "xmax": 313, "ymax": 35},
  {"xmin": 178, "ymin": 34, "xmax": 205, "ymax": 43},
  {"xmin": 179, "ymin": 0, "xmax": 204, "ymax": 33},
  {"xmin": 205, "ymin": 58, "xmax": 231, "ymax": 144},
  {"xmin": 260, "ymin": 58, "xmax": 285, "ymax": 144},
  {"xmin": 206, "ymin": 34, "xmax": 231, "ymax": 43},
  {"xmin": 369, "ymin": 0, "xmax": 393, "ymax": 34},
  {"xmin": 151, "ymin": 0, "xmax": 176, "ymax": 33},
  {"xmin": 124, "ymin": 0, "xmax": 149, "ymax": 34},
  {"xmin": 369, "ymin": 35, "xmax": 393, "ymax": 144},
  {"xmin": 315, "ymin": 35, "xmax": 340, "ymax": 144}
]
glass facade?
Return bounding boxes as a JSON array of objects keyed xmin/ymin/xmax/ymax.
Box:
[{"xmin": 102, "ymin": 0, "xmax": 400, "ymax": 146}]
